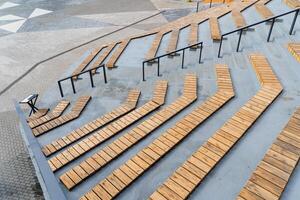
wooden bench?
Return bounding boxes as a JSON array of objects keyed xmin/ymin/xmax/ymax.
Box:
[
  {"xmin": 48, "ymin": 81, "xmax": 168, "ymax": 172},
  {"xmin": 284, "ymin": 0, "xmax": 300, "ymax": 8},
  {"xmin": 145, "ymin": 31, "xmax": 166, "ymax": 60},
  {"xmin": 80, "ymin": 64, "xmax": 235, "ymax": 199},
  {"xmin": 255, "ymin": 3, "xmax": 274, "ymax": 19},
  {"xmin": 106, "ymin": 39, "xmax": 131, "ymax": 68},
  {"xmin": 72, "ymin": 47, "xmax": 103, "ymax": 80},
  {"xmin": 148, "ymin": 53, "xmax": 283, "ymax": 200},
  {"xmin": 28, "ymin": 100, "xmax": 70, "ymax": 129},
  {"xmin": 209, "ymin": 17, "xmax": 222, "ymax": 40},
  {"xmin": 41, "ymin": 90, "xmax": 140, "ymax": 157},
  {"xmin": 166, "ymin": 29, "xmax": 180, "ymax": 54},
  {"xmin": 60, "ymin": 74, "xmax": 197, "ymax": 190},
  {"xmin": 27, "ymin": 109, "xmax": 49, "ymax": 122},
  {"xmin": 91, "ymin": 43, "xmax": 117, "ymax": 74},
  {"xmin": 32, "ymin": 96, "xmax": 91, "ymax": 137},
  {"xmin": 288, "ymin": 43, "xmax": 300, "ymax": 63},
  {"xmin": 237, "ymin": 107, "xmax": 300, "ymax": 200},
  {"xmin": 188, "ymin": 23, "xmax": 199, "ymax": 49},
  {"xmin": 231, "ymin": 10, "xmax": 247, "ymax": 28}
]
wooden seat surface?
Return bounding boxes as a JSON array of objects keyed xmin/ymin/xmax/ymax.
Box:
[
  {"xmin": 237, "ymin": 107, "xmax": 300, "ymax": 200},
  {"xmin": 28, "ymin": 100, "xmax": 70, "ymax": 129},
  {"xmin": 60, "ymin": 74, "xmax": 197, "ymax": 190},
  {"xmin": 255, "ymin": 3, "xmax": 274, "ymax": 19},
  {"xmin": 80, "ymin": 64, "xmax": 235, "ymax": 200},
  {"xmin": 106, "ymin": 39, "xmax": 131, "ymax": 68},
  {"xmin": 148, "ymin": 53, "xmax": 283, "ymax": 200},
  {"xmin": 41, "ymin": 90, "xmax": 140, "ymax": 157},
  {"xmin": 188, "ymin": 23, "xmax": 199, "ymax": 48},
  {"xmin": 209, "ymin": 17, "xmax": 221, "ymax": 40},
  {"xmin": 145, "ymin": 32, "xmax": 167, "ymax": 60},
  {"xmin": 91, "ymin": 43, "xmax": 116, "ymax": 74},
  {"xmin": 32, "ymin": 96, "xmax": 91, "ymax": 137},
  {"xmin": 48, "ymin": 81, "xmax": 168, "ymax": 172},
  {"xmin": 283, "ymin": 0, "xmax": 300, "ymax": 8},
  {"xmin": 288, "ymin": 43, "xmax": 300, "ymax": 63},
  {"xmin": 231, "ymin": 10, "xmax": 247, "ymax": 28},
  {"xmin": 166, "ymin": 29, "xmax": 180, "ymax": 54},
  {"xmin": 27, "ymin": 108, "xmax": 49, "ymax": 122}
]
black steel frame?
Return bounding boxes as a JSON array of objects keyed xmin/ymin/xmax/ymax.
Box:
[
  {"xmin": 142, "ymin": 41, "xmax": 203, "ymax": 81},
  {"xmin": 58, "ymin": 64, "xmax": 107, "ymax": 97},
  {"xmin": 218, "ymin": 8, "xmax": 299, "ymax": 58}
]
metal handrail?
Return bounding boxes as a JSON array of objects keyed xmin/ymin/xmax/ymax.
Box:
[
  {"xmin": 142, "ymin": 41, "xmax": 203, "ymax": 81},
  {"xmin": 57, "ymin": 64, "xmax": 107, "ymax": 97},
  {"xmin": 218, "ymin": 8, "xmax": 299, "ymax": 57}
]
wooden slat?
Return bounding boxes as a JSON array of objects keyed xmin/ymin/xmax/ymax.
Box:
[
  {"xmin": 42, "ymin": 90, "xmax": 140, "ymax": 157},
  {"xmin": 188, "ymin": 23, "xmax": 198, "ymax": 48},
  {"xmin": 149, "ymin": 54, "xmax": 283, "ymax": 200},
  {"xmin": 283, "ymin": 0, "xmax": 300, "ymax": 8},
  {"xmin": 255, "ymin": 3, "xmax": 274, "ymax": 19},
  {"xmin": 60, "ymin": 74, "xmax": 197, "ymax": 190},
  {"xmin": 287, "ymin": 43, "xmax": 300, "ymax": 63},
  {"xmin": 209, "ymin": 17, "xmax": 221, "ymax": 40},
  {"xmin": 231, "ymin": 10, "xmax": 247, "ymax": 28},
  {"xmin": 91, "ymin": 43, "xmax": 116, "ymax": 74},
  {"xmin": 80, "ymin": 64, "xmax": 234, "ymax": 199},
  {"xmin": 145, "ymin": 31, "xmax": 166, "ymax": 60},
  {"xmin": 48, "ymin": 81, "xmax": 168, "ymax": 172},
  {"xmin": 106, "ymin": 39, "xmax": 130, "ymax": 68},
  {"xmin": 237, "ymin": 107, "xmax": 300, "ymax": 200},
  {"xmin": 166, "ymin": 29, "xmax": 180, "ymax": 54}
]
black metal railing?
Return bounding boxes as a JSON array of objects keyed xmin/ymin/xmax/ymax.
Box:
[
  {"xmin": 218, "ymin": 8, "xmax": 299, "ymax": 58},
  {"xmin": 142, "ymin": 41, "xmax": 203, "ymax": 81},
  {"xmin": 58, "ymin": 64, "xmax": 107, "ymax": 97}
]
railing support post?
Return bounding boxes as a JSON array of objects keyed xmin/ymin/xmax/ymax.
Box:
[
  {"xmin": 196, "ymin": 1, "xmax": 199, "ymax": 12},
  {"xmin": 267, "ymin": 18, "xmax": 275, "ymax": 42},
  {"xmin": 157, "ymin": 58, "xmax": 160, "ymax": 77},
  {"xmin": 289, "ymin": 9, "xmax": 299, "ymax": 35},
  {"xmin": 89, "ymin": 70, "xmax": 94, "ymax": 87},
  {"xmin": 236, "ymin": 29, "xmax": 243, "ymax": 52},
  {"xmin": 199, "ymin": 42, "xmax": 203, "ymax": 63},
  {"xmin": 70, "ymin": 78, "xmax": 76, "ymax": 94},
  {"xmin": 102, "ymin": 65, "xmax": 107, "ymax": 83},
  {"xmin": 209, "ymin": 0, "xmax": 212, "ymax": 8},
  {"xmin": 142, "ymin": 62, "xmax": 146, "ymax": 81},
  {"xmin": 218, "ymin": 36, "xmax": 223, "ymax": 58},
  {"xmin": 181, "ymin": 49, "xmax": 185, "ymax": 69},
  {"xmin": 58, "ymin": 81, "xmax": 64, "ymax": 98}
]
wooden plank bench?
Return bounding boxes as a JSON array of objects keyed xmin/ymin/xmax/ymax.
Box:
[
  {"xmin": 72, "ymin": 47, "xmax": 103, "ymax": 80},
  {"xmin": 48, "ymin": 81, "xmax": 168, "ymax": 172},
  {"xmin": 255, "ymin": 3, "xmax": 274, "ymax": 19},
  {"xmin": 166, "ymin": 29, "xmax": 180, "ymax": 54},
  {"xmin": 32, "ymin": 96, "xmax": 91, "ymax": 137},
  {"xmin": 80, "ymin": 64, "xmax": 235, "ymax": 199},
  {"xmin": 209, "ymin": 17, "xmax": 221, "ymax": 41},
  {"xmin": 41, "ymin": 90, "xmax": 140, "ymax": 157},
  {"xmin": 231, "ymin": 10, "xmax": 247, "ymax": 28},
  {"xmin": 27, "ymin": 108, "xmax": 49, "ymax": 122},
  {"xmin": 60, "ymin": 74, "xmax": 197, "ymax": 190},
  {"xmin": 91, "ymin": 43, "xmax": 117, "ymax": 74},
  {"xmin": 148, "ymin": 53, "xmax": 283, "ymax": 200},
  {"xmin": 145, "ymin": 31, "xmax": 166, "ymax": 61},
  {"xmin": 288, "ymin": 43, "xmax": 300, "ymax": 63},
  {"xmin": 28, "ymin": 100, "xmax": 70, "ymax": 129},
  {"xmin": 237, "ymin": 107, "xmax": 300, "ymax": 200},
  {"xmin": 188, "ymin": 23, "xmax": 199, "ymax": 49},
  {"xmin": 106, "ymin": 39, "xmax": 131, "ymax": 68},
  {"xmin": 283, "ymin": 0, "xmax": 300, "ymax": 8}
]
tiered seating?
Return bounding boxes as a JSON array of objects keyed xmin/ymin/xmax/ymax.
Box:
[
  {"xmin": 166, "ymin": 29, "xmax": 180, "ymax": 54},
  {"xmin": 283, "ymin": 0, "xmax": 300, "ymax": 8},
  {"xmin": 288, "ymin": 43, "xmax": 300, "ymax": 62},
  {"xmin": 72, "ymin": 47, "xmax": 102, "ymax": 80},
  {"xmin": 148, "ymin": 53, "xmax": 283, "ymax": 200},
  {"xmin": 41, "ymin": 90, "xmax": 140, "ymax": 157},
  {"xmin": 91, "ymin": 43, "xmax": 116, "ymax": 74},
  {"xmin": 80, "ymin": 64, "xmax": 235, "ymax": 200},
  {"xmin": 32, "ymin": 96, "xmax": 91, "ymax": 137},
  {"xmin": 48, "ymin": 81, "xmax": 168, "ymax": 172},
  {"xmin": 232, "ymin": 10, "xmax": 247, "ymax": 28},
  {"xmin": 27, "ymin": 109, "xmax": 49, "ymax": 122},
  {"xmin": 255, "ymin": 1, "xmax": 274, "ymax": 19},
  {"xmin": 145, "ymin": 32, "xmax": 166, "ymax": 60},
  {"xmin": 188, "ymin": 23, "xmax": 199, "ymax": 48},
  {"xmin": 209, "ymin": 17, "xmax": 222, "ymax": 40},
  {"xmin": 106, "ymin": 39, "xmax": 130, "ymax": 68},
  {"xmin": 60, "ymin": 74, "xmax": 197, "ymax": 190},
  {"xmin": 237, "ymin": 107, "xmax": 300, "ymax": 200},
  {"xmin": 28, "ymin": 100, "xmax": 70, "ymax": 129}
]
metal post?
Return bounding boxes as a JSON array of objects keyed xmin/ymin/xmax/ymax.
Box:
[
  {"xmin": 58, "ymin": 81, "xmax": 64, "ymax": 98},
  {"xmin": 102, "ymin": 65, "xmax": 107, "ymax": 83},
  {"xmin": 196, "ymin": 2, "xmax": 199, "ymax": 12},
  {"xmin": 236, "ymin": 29, "xmax": 243, "ymax": 52},
  {"xmin": 289, "ymin": 9, "xmax": 299, "ymax": 35},
  {"xmin": 142, "ymin": 62, "xmax": 146, "ymax": 81},
  {"xmin": 218, "ymin": 36, "xmax": 223, "ymax": 58},
  {"xmin": 199, "ymin": 42, "xmax": 203, "ymax": 63},
  {"xmin": 70, "ymin": 78, "xmax": 76, "ymax": 94},
  {"xmin": 157, "ymin": 58, "xmax": 160, "ymax": 76},
  {"xmin": 181, "ymin": 49, "xmax": 185, "ymax": 69},
  {"xmin": 209, "ymin": 0, "xmax": 212, "ymax": 8},
  {"xmin": 89, "ymin": 70, "xmax": 94, "ymax": 87},
  {"xmin": 267, "ymin": 18, "xmax": 275, "ymax": 42}
]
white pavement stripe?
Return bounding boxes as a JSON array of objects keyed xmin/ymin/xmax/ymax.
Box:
[
  {"xmin": 0, "ymin": 15, "xmax": 24, "ymax": 21},
  {"xmin": 28, "ymin": 8, "xmax": 52, "ymax": 19},
  {"xmin": 0, "ymin": 1, "xmax": 19, "ymax": 10},
  {"xmin": 0, "ymin": 19, "xmax": 26, "ymax": 33}
]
